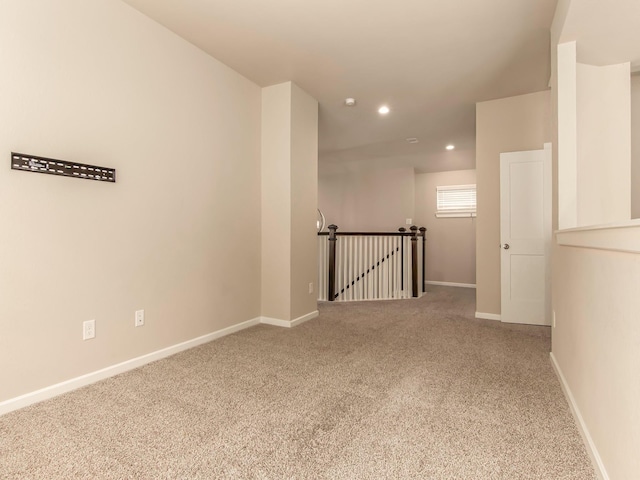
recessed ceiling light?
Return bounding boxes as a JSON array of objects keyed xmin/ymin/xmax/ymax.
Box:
[
  {"xmin": 406, "ymin": 138, "xmax": 419, "ymax": 144},
  {"xmin": 344, "ymin": 98, "xmax": 356, "ymax": 107},
  {"xmin": 378, "ymin": 105, "xmax": 390, "ymax": 115},
  {"xmin": 446, "ymin": 144, "xmax": 455, "ymax": 150}
]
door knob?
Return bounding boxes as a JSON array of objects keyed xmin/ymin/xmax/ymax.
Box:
[{"xmin": 503, "ymin": 244, "xmax": 510, "ymax": 250}]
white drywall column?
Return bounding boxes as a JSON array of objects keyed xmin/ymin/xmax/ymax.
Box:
[
  {"xmin": 261, "ymin": 83, "xmax": 292, "ymax": 321},
  {"xmin": 557, "ymin": 41, "xmax": 631, "ymax": 228},
  {"xmin": 557, "ymin": 41, "xmax": 578, "ymax": 229},
  {"xmin": 632, "ymin": 75, "xmax": 640, "ymax": 219},
  {"xmin": 261, "ymin": 82, "xmax": 318, "ymax": 322},
  {"xmin": 576, "ymin": 61, "xmax": 631, "ymax": 225}
]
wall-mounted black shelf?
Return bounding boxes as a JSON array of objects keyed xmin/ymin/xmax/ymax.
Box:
[{"xmin": 11, "ymin": 152, "xmax": 116, "ymax": 183}]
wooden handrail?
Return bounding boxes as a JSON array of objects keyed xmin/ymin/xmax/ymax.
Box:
[{"xmin": 318, "ymin": 231, "xmax": 413, "ymax": 236}]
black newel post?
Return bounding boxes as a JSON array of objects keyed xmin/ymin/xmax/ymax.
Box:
[
  {"xmin": 410, "ymin": 225, "xmax": 418, "ymax": 297},
  {"xmin": 399, "ymin": 227, "xmax": 406, "ymax": 290},
  {"xmin": 419, "ymin": 227, "xmax": 427, "ymax": 293},
  {"xmin": 328, "ymin": 224, "xmax": 338, "ymax": 301}
]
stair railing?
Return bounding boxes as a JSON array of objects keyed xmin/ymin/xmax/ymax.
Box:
[{"xmin": 317, "ymin": 224, "xmax": 426, "ymax": 301}]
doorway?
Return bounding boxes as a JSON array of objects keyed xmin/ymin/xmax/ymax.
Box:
[{"xmin": 500, "ymin": 143, "xmax": 551, "ymax": 325}]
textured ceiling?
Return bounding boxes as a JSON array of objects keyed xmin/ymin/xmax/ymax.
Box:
[{"xmin": 121, "ymin": 0, "xmax": 558, "ymax": 174}]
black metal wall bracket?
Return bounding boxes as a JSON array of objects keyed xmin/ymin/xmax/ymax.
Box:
[{"xmin": 11, "ymin": 152, "xmax": 116, "ymax": 183}]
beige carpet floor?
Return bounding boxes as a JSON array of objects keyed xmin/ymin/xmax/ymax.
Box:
[{"xmin": 0, "ymin": 286, "xmax": 595, "ymax": 479}]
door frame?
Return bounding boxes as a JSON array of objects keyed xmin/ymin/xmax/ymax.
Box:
[{"xmin": 499, "ymin": 143, "xmax": 552, "ymax": 325}]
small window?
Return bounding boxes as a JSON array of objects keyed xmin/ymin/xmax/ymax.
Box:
[{"xmin": 436, "ymin": 184, "xmax": 476, "ymax": 218}]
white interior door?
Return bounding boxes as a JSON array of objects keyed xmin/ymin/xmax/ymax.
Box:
[{"xmin": 500, "ymin": 144, "xmax": 551, "ymax": 326}]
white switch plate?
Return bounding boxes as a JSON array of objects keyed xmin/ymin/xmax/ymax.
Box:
[
  {"xmin": 405, "ymin": 218, "xmax": 412, "ymax": 225},
  {"xmin": 308, "ymin": 282, "xmax": 313, "ymax": 294},
  {"xmin": 552, "ymin": 310, "xmax": 556, "ymax": 328},
  {"xmin": 83, "ymin": 319, "xmax": 95, "ymax": 340},
  {"xmin": 135, "ymin": 309, "xmax": 145, "ymax": 327}
]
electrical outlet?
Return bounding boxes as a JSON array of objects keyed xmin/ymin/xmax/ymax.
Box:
[
  {"xmin": 405, "ymin": 218, "xmax": 412, "ymax": 225},
  {"xmin": 83, "ymin": 319, "xmax": 95, "ymax": 340},
  {"xmin": 308, "ymin": 282, "xmax": 313, "ymax": 294},
  {"xmin": 135, "ymin": 309, "xmax": 145, "ymax": 327}
]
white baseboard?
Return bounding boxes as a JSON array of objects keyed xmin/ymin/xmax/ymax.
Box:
[
  {"xmin": 426, "ymin": 281, "xmax": 476, "ymax": 289},
  {"xmin": 0, "ymin": 310, "xmax": 319, "ymax": 415},
  {"xmin": 260, "ymin": 310, "xmax": 319, "ymax": 328},
  {"xmin": 0, "ymin": 317, "xmax": 261, "ymax": 417},
  {"xmin": 0, "ymin": 309, "xmax": 323, "ymax": 416},
  {"xmin": 550, "ymin": 353, "xmax": 608, "ymax": 480},
  {"xmin": 475, "ymin": 311, "xmax": 501, "ymax": 321}
]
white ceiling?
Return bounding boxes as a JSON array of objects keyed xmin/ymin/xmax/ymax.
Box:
[
  {"xmin": 558, "ymin": 0, "xmax": 640, "ymax": 69},
  {"xmin": 121, "ymin": 0, "xmax": 558, "ymax": 175}
]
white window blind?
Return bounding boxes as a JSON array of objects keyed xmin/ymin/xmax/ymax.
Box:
[{"xmin": 436, "ymin": 184, "xmax": 476, "ymax": 218}]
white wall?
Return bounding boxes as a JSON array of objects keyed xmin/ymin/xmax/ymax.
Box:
[
  {"xmin": 261, "ymin": 82, "xmax": 318, "ymax": 322},
  {"xmin": 414, "ymin": 170, "xmax": 476, "ymax": 286},
  {"xmin": 556, "ymin": 41, "xmax": 578, "ymax": 229},
  {"xmin": 557, "ymin": 45, "xmax": 632, "ymax": 228},
  {"xmin": 551, "ymin": 1, "xmax": 640, "ymax": 477},
  {"xmin": 475, "ymin": 91, "xmax": 552, "ymax": 316},
  {"xmin": 0, "ymin": 1, "xmax": 262, "ymax": 403},
  {"xmin": 261, "ymin": 84, "xmax": 293, "ymax": 321},
  {"xmin": 576, "ymin": 61, "xmax": 631, "ymax": 226},
  {"xmin": 290, "ymin": 84, "xmax": 319, "ymax": 319},
  {"xmin": 318, "ymin": 167, "xmax": 415, "ymax": 232},
  {"xmin": 552, "ymin": 230, "xmax": 640, "ymax": 479},
  {"xmin": 631, "ymin": 74, "xmax": 640, "ymax": 219}
]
